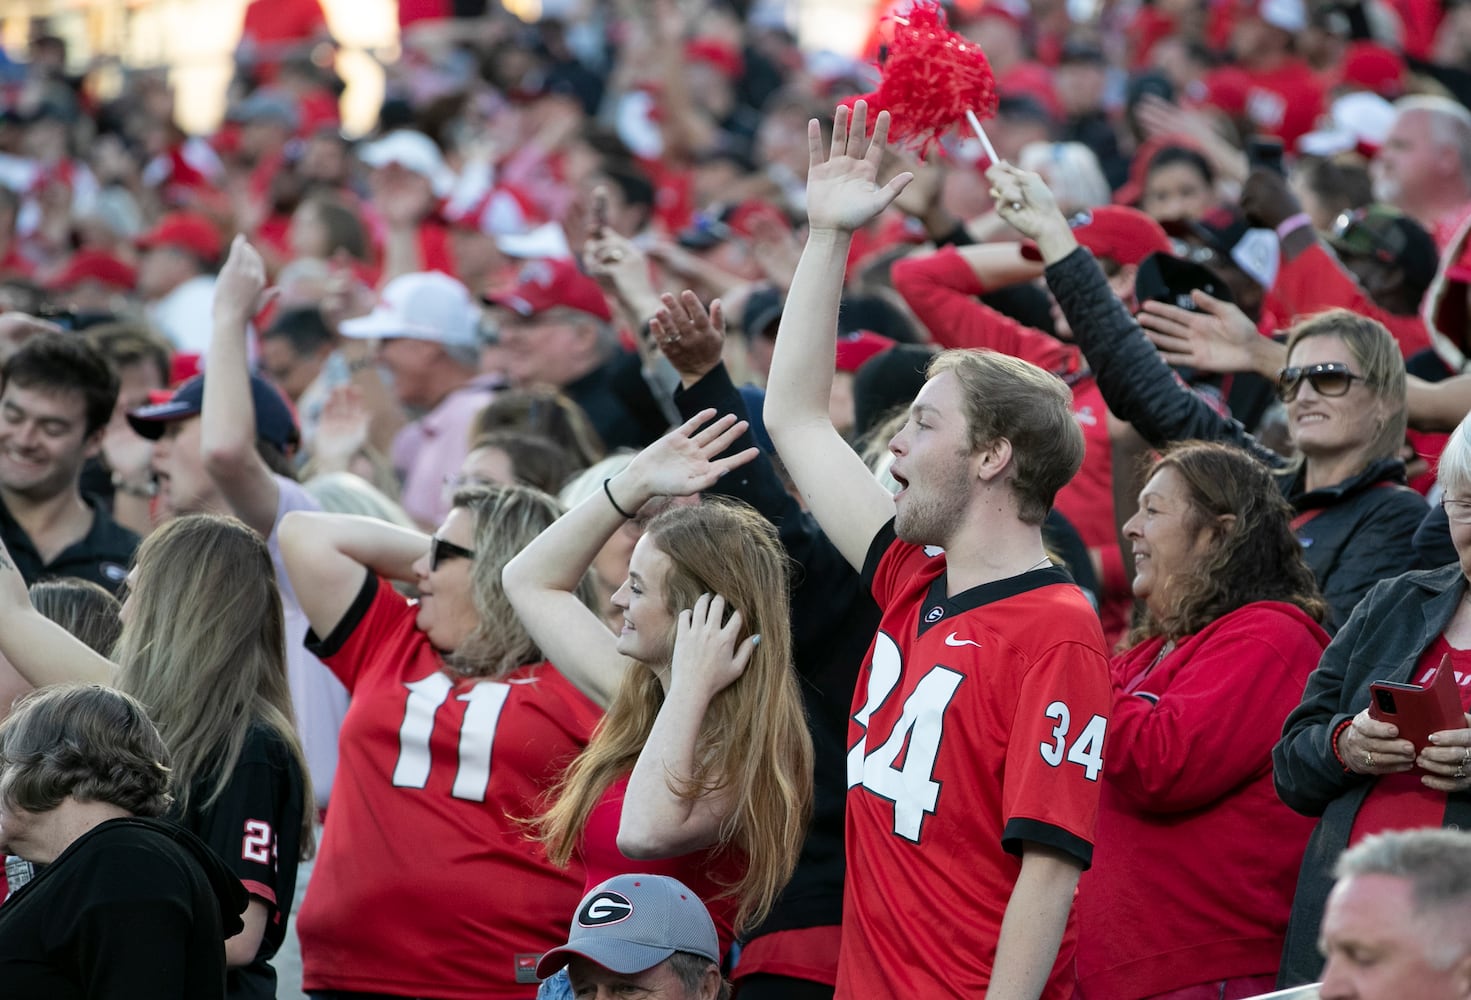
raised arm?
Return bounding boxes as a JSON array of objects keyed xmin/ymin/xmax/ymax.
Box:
[
  {"xmin": 989, "ymin": 163, "xmax": 1284, "ymax": 467},
  {"xmin": 762, "ymin": 102, "xmax": 912, "ymax": 571},
  {"xmin": 201, "ymin": 235, "xmax": 281, "ymax": 538},
  {"xmin": 502, "ymin": 410, "xmax": 758, "ymax": 708},
  {"xmin": 278, "ymin": 511, "xmax": 428, "ymax": 639},
  {"xmin": 0, "ymin": 538, "xmax": 113, "ymax": 687}
]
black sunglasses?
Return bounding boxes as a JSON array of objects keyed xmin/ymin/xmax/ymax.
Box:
[
  {"xmin": 429, "ymin": 535, "xmax": 476, "ymax": 571},
  {"xmin": 1275, "ymin": 362, "xmax": 1368, "ymax": 402}
]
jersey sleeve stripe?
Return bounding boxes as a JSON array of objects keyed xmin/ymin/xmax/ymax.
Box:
[
  {"xmin": 304, "ymin": 569, "xmax": 378, "ymax": 658},
  {"xmin": 1001, "ymin": 817, "xmax": 1094, "ymax": 869},
  {"xmin": 241, "ymin": 878, "xmax": 278, "ymax": 906},
  {"xmin": 860, "ymin": 518, "xmax": 900, "ymax": 591}
]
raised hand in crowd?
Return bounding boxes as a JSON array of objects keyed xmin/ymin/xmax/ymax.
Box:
[
  {"xmin": 0, "ymin": 312, "xmax": 61, "ymax": 364},
  {"xmin": 805, "ymin": 102, "xmax": 913, "ymax": 236},
  {"xmin": 1240, "ymin": 167, "xmax": 1306, "ymax": 231},
  {"xmin": 651, "ymin": 290, "xmax": 725, "ymax": 388},
  {"xmin": 583, "ymin": 188, "xmax": 662, "ymax": 324},
  {"xmin": 311, "ymin": 384, "xmax": 372, "ymax": 475},
  {"xmin": 1138, "ymin": 290, "xmax": 1285, "ymax": 377},
  {"xmin": 987, "ymin": 160, "xmax": 1078, "ymax": 262}
]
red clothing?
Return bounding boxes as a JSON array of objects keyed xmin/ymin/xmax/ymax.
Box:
[
  {"xmin": 1076, "ymin": 602, "xmax": 1327, "ymax": 998},
  {"xmin": 580, "ymin": 774, "xmax": 745, "ymax": 959},
  {"xmin": 1202, "ymin": 61, "xmax": 1324, "ymax": 147},
  {"xmin": 241, "ymin": 0, "xmax": 327, "ymax": 46},
  {"xmin": 838, "ymin": 524, "xmax": 1111, "ymax": 999},
  {"xmin": 892, "ymin": 248, "xmax": 1129, "ymax": 641},
  {"xmin": 1349, "ymin": 635, "xmax": 1471, "ymax": 844},
  {"xmin": 297, "ymin": 574, "xmax": 602, "ymax": 999},
  {"xmin": 1272, "ymin": 242, "xmax": 1433, "ymax": 359}
]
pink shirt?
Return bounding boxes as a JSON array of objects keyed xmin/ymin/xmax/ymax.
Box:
[{"xmin": 392, "ymin": 377, "xmax": 499, "ymax": 529}]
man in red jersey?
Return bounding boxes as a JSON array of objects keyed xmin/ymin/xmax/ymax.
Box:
[{"xmin": 763, "ymin": 101, "xmax": 1111, "ymax": 1000}]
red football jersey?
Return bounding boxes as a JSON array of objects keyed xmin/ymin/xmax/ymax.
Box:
[
  {"xmin": 297, "ymin": 574, "xmax": 603, "ymax": 999},
  {"xmin": 836, "ymin": 524, "xmax": 1112, "ymax": 999}
]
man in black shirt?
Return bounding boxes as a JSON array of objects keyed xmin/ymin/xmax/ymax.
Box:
[{"xmin": 0, "ymin": 335, "xmax": 138, "ymax": 592}]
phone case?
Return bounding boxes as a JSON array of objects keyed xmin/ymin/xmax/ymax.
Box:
[{"xmin": 1369, "ymin": 654, "xmax": 1468, "ymax": 750}]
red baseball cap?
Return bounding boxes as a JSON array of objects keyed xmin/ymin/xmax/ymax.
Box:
[
  {"xmin": 1338, "ymin": 42, "xmax": 1406, "ymax": 99},
  {"xmin": 137, "ymin": 213, "xmax": 223, "ymax": 266},
  {"xmin": 1020, "ymin": 207, "xmax": 1172, "ymax": 266},
  {"xmin": 484, "ymin": 258, "xmax": 613, "ymax": 322},
  {"xmin": 836, "ymin": 330, "xmax": 896, "ymax": 374},
  {"xmin": 47, "ymin": 249, "xmax": 137, "ymax": 292}
]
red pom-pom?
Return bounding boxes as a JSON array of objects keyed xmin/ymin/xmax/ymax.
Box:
[{"xmin": 869, "ymin": 2, "xmax": 998, "ymax": 155}]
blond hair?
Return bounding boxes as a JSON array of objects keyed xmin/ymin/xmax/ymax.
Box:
[
  {"xmin": 539, "ymin": 499, "xmax": 814, "ymax": 931},
  {"xmin": 114, "ymin": 514, "xmax": 315, "ymax": 856}
]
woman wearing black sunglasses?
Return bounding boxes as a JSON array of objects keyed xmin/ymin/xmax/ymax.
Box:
[
  {"xmin": 277, "ymin": 485, "xmax": 605, "ymax": 1000},
  {"xmin": 991, "ymin": 162, "xmax": 1428, "ymax": 632}
]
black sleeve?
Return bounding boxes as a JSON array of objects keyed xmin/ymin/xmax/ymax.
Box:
[
  {"xmin": 1044, "ymin": 248, "xmax": 1285, "ymax": 468},
  {"xmin": 304, "ymin": 568, "xmax": 376, "ymax": 657},
  {"xmin": 67, "ymin": 842, "xmax": 216, "ymax": 1000},
  {"xmin": 675, "ymin": 364, "xmax": 879, "ymax": 692}
]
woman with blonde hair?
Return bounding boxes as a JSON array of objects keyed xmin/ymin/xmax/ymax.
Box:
[
  {"xmin": 504, "ymin": 411, "xmax": 815, "ymax": 998},
  {"xmin": 279, "ymin": 483, "xmax": 605, "ymax": 1000},
  {"xmin": 0, "ymin": 514, "xmax": 313, "ymax": 1000}
]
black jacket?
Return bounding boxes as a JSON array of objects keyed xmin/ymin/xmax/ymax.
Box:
[
  {"xmin": 1271, "ymin": 562, "xmax": 1471, "ymax": 985},
  {"xmin": 1044, "ymin": 247, "xmax": 1428, "ymax": 629},
  {"xmin": 676, "ymin": 364, "xmax": 880, "ymax": 938},
  {"xmin": 0, "ymin": 816, "xmax": 246, "ymax": 999}
]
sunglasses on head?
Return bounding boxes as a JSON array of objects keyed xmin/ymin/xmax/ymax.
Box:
[
  {"xmin": 1275, "ymin": 362, "xmax": 1367, "ymax": 402},
  {"xmin": 429, "ymin": 535, "xmax": 476, "ymax": 572}
]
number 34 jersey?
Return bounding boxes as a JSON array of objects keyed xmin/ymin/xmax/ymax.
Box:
[
  {"xmin": 298, "ymin": 572, "xmax": 603, "ymax": 1000},
  {"xmin": 837, "ymin": 523, "xmax": 1112, "ymax": 1000}
]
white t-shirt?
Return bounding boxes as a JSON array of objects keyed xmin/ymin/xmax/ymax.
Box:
[{"xmin": 271, "ymin": 474, "xmax": 350, "ymax": 810}]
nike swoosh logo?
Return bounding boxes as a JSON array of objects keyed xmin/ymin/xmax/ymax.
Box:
[{"xmin": 944, "ymin": 632, "xmax": 982, "ymax": 648}]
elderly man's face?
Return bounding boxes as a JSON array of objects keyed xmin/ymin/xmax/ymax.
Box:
[
  {"xmin": 1318, "ymin": 873, "xmax": 1471, "ymax": 1000},
  {"xmin": 565, "ymin": 955, "xmax": 719, "ymax": 999}
]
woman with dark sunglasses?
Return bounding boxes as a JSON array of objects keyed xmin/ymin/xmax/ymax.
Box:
[
  {"xmin": 990, "ymin": 162, "xmax": 1428, "ymax": 632},
  {"xmin": 277, "ymin": 485, "xmax": 605, "ymax": 1000}
]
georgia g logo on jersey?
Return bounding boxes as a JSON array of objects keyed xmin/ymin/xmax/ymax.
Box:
[{"xmin": 577, "ymin": 890, "xmax": 634, "ymax": 927}]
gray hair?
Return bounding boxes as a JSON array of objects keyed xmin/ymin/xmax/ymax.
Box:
[
  {"xmin": 1396, "ymin": 96, "xmax": 1471, "ymax": 188},
  {"xmin": 667, "ymin": 951, "xmax": 732, "ymax": 1000},
  {"xmin": 1336, "ymin": 828, "xmax": 1471, "ymax": 967},
  {"xmin": 1439, "ymin": 412, "xmax": 1471, "ymax": 499}
]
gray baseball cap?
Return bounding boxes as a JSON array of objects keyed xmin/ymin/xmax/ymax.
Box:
[{"xmin": 536, "ymin": 874, "xmax": 719, "ymax": 979}]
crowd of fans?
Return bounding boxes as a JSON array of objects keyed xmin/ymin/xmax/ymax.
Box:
[{"xmin": 5, "ymin": 0, "xmax": 1471, "ymax": 997}]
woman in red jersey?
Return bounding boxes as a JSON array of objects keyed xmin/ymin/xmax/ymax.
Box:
[{"xmin": 280, "ymin": 484, "xmax": 604, "ymax": 1000}]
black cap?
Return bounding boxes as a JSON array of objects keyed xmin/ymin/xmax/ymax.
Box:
[{"xmin": 1135, "ymin": 252, "xmax": 1237, "ymax": 312}]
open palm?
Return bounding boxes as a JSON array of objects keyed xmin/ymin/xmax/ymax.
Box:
[{"xmin": 806, "ymin": 101, "xmax": 913, "ymax": 233}]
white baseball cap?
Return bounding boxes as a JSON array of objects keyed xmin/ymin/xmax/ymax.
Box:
[
  {"xmin": 339, "ymin": 271, "xmax": 482, "ymax": 349},
  {"xmin": 1258, "ymin": 0, "xmax": 1306, "ymax": 33},
  {"xmin": 358, "ymin": 130, "xmax": 455, "ymax": 197}
]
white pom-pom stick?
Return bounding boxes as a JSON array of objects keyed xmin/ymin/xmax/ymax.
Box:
[{"xmin": 966, "ymin": 109, "xmax": 999, "ymax": 165}]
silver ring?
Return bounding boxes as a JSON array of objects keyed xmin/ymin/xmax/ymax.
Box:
[
  {"xmin": 1364, "ymin": 751, "xmax": 1374, "ymax": 768},
  {"xmin": 1011, "ymin": 201, "xmax": 1022, "ymax": 211},
  {"xmin": 603, "ymin": 249, "xmax": 624, "ymax": 262},
  {"xmin": 1457, "ymin": 766, "xmax": 1467, "ymax": 781}
]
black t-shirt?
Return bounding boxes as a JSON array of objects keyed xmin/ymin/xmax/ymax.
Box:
[
  {"xmin": 174, "ymin": 723, "xmax": 306, "ymax": 1000},
  {"xmin": 0, "ymin": 817, "xmax": 243, "ymax": 999},
  {"xmin": 0, "ymin": 492, "xmax": 137, "ymax": 593}
]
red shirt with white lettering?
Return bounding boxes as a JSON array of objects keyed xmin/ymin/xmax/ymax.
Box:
[
  {"xmin": 836, "ymin": 523, "xmax": 1112, "ymax": 999},
  {"xmin": 297, "ymin": 573, "xmax": 603, "ymax": 998}
]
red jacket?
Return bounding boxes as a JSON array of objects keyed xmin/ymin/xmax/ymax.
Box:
[
  {"xmin": 1076, "ymin": 602, "xmax": 1327, "ymax": 998},
  {"xmin": 1271, "ymin": 241, "xmax": 1432, "ymax": 358}
]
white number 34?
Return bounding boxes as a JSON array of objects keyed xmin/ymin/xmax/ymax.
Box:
[{"xmin": 1039, "ymin": 701, "xmax": 1106, "ymax": 781}]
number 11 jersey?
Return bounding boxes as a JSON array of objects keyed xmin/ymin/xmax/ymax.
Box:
[{"xmin": 838, "ymin": 522, "xmax": 1112, "ymax": 999}]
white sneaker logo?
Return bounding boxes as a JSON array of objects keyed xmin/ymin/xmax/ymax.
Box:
[{"xmin": 944, "ymin": 632, "xmax": 982, "ymax": 648}]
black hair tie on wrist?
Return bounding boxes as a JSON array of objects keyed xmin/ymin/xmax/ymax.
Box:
[{"xmin": 603, "ymin": 478, "xmax": 636, "ymax": 519}]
